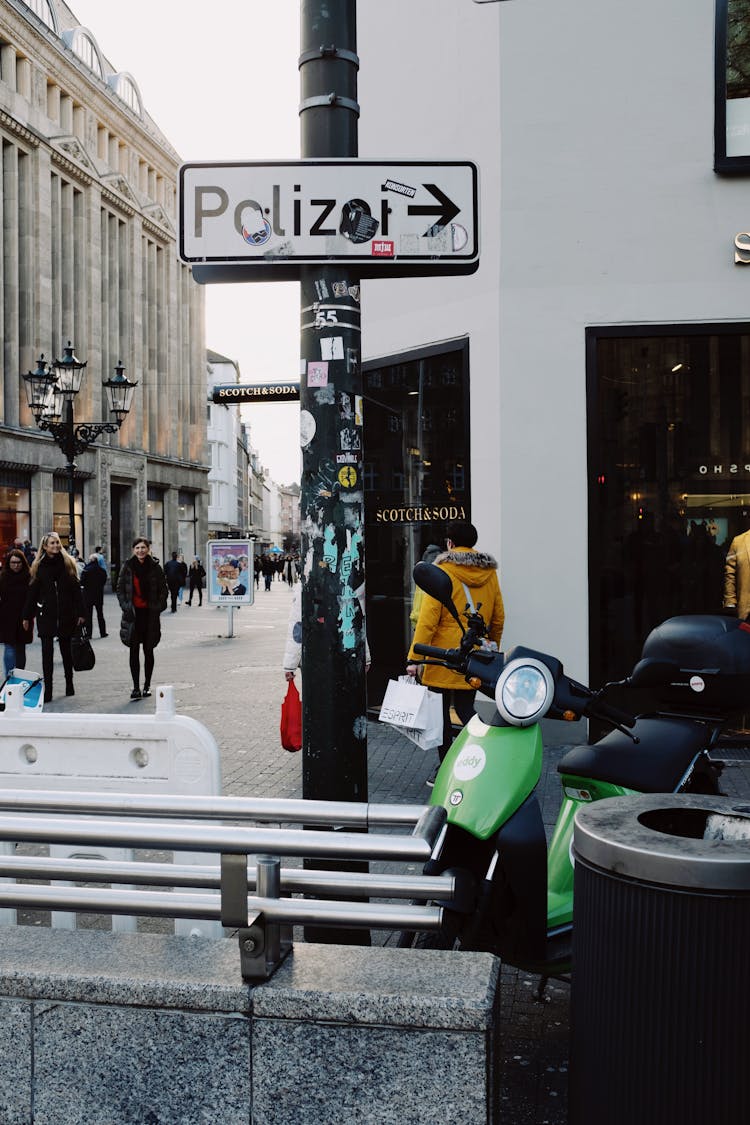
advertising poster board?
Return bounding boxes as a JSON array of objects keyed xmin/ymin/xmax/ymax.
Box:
[{"xmin": 206, "ymin": 540, "xmax": 254, "ymax": 606}]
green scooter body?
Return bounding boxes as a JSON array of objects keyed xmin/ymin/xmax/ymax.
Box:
[
  {"xmin": 546, "ymin": 773, "xmax": 637, "ymax": 930},
  {"xmin": 430, "ymin": 713, "xmax": 638, "ymax": 937},
  {"xmin": 431, "ymin": 712, "xmax": 543, "ymax": 839}
]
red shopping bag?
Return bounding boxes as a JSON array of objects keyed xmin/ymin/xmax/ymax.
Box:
[{"xmin": 280, "ymin": 679, "xmax": 302, "ymax": 752}]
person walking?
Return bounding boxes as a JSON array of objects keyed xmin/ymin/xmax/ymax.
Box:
[
  {"xmin": 0, "ymin": 549, "xmax": 33, "ymax": 678},
  {"xmin": 176, "ymin": 553, "xmax": 187, "ymax": 604},
  {"xmin": 186, "ymin": 556, "xmax": 206, "ymax": 605},
  {"xmin": 261, "ymin": 554, "xmax": 275, "ymax": 592},
  {"xmin": 116, "ymin": 537, "xmax": 168, "ymax": 700},
  {"xmin": 407, "ymin": 520, "xmax": 505, "ymax": 781},
  {"xmin": 80, "ymin": 553, "xmax": 108, "ymax": 637},
  {"xmin": 22, "ymin": 531, "xmax": 85, "ymax": 702},
  {"xmin": 163, "ymin": 551, "xmax": 186, "ymax": 613}
]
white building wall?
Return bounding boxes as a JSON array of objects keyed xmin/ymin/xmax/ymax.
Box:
[
  {"xmin": 359, "ymin": 0, "xmax": 747, "ymax": 680},
  {"xmin": 357, "ymin": 0, "xmax": 503, "ymax": 599}
]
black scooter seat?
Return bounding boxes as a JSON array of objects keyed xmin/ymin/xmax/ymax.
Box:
[{"xmin": 557, "ymin": 715, "xmax": 709, "ymax": 792}]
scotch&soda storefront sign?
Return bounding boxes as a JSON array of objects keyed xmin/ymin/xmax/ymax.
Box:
[{"xmin": 374, "ymin": 504, "xmax": 467, "ymax": 523}]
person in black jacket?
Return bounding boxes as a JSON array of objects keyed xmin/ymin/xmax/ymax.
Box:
[
  {"xmin": 116, "ymin": 537, "xmax": 168, "ymax": 700},
  {"xmin": 186, "ymin": 556, "xmax": 206, "ymax": 605},
  {"xmin": 22, "ymin": 532, "xmax": 85, "ymax": 702},
  {"xmin": 80, "ymin": 554, "xmax": 108, "ymax": 638},
  {"xmin": 164, "ymin": 550, "xmax": 187, "ymax": 613},
  {"xmin": 0, "ymin": 549, "xmax": 33, "ymax": 678}
]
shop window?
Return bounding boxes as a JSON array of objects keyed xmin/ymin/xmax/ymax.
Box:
[
  {"xmin": 0, "ymin": 472, "xmax": 31, "ymax": 551},
  {"xmin": 363, "ymin": 338, "xmax": 471, "ymax": 705},
  {"xmin": 147, "ymin": 486, "xmax": 164, "ymax": 564},
  {"xmin": 52, "ymin": 478, "xmax": 83, "ymax": 550},
  {"xmin": 715, "ymin": 0, "xmax": 750, "ymax": 171},
  {"xmin": 178, "ymin": 489, "xmax": 197, "ymax": 559},
  {"xmin": 587, "ymin": 324, "xmax": 750, "ymax": 690}
]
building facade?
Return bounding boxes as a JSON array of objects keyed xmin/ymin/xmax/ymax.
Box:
[
  {"xmin": 206, "ymin": 348, "xmax": 250, "ymax": 541},
  {"xmin": 0, "ymin": 0, "xmax": 207, "ymax": 573},
  {"xmin": 357, "ymin": 0, "xmax": 750, "ymax": 697},
  {"xmin": 278, "ymin": 482, "xmax": 300, "ymax": 552}
]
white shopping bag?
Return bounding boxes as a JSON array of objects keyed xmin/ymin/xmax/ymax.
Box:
[
  {"xmin": 379, "ymin": 675, "xmax": 433, "ymax": 730},
  {"xmin": 399, "ymin": 690, "xmax": 444, "ymax": 751}
]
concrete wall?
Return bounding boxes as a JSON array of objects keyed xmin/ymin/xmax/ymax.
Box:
[{"xmin": 0, "ymin": 927, "xmax": 500, "ymax": 1124}]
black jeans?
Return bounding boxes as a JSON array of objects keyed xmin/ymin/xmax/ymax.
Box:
[
  {"xmin": 85, "ymin": 600, "xmax": 106, "ymax": 637},
  {"xmin": 41, "ymin": 635, "xmax": 73, "ymax": 694},
  {"xmin": 129, "ymin": 608, "xmax": 155, "ymax": 690},
  {"xmin": 432, "ymin": 687, "xmax": 477, "ymax": 761}
]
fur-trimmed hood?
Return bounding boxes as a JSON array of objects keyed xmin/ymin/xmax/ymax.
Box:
[{"xmin": 434, "ymin": 548, "xmax": 498, "ymax": 588}]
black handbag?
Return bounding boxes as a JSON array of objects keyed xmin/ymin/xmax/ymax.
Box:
[{"xmin": 70, "ymin": 625, "xmax": 96, "ymax": 672}]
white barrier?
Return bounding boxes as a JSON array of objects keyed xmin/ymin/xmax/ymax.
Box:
[{"xmin": 0, "ymin": 684, "xmax": 222, "ymax": 937}]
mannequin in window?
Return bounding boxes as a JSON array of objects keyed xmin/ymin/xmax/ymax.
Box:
[{"xmin": 723, "ymin": 528, "xmax": 750, "ymax": 619}]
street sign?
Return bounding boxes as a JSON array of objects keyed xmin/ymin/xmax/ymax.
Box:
[{"xmin": 179, "ymin": 160, "xmax": 479, "ymax": 279}]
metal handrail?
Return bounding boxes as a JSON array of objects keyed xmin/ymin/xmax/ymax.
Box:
[
  {"xmin": 0, "ymin": 814, "xmax": 436, "ymax": 861},
  {"xmin": 0, "ymin": 884, "xmax": 441, "ymax": 933},
  {"xmin": 0, "ymin": 854, "xmax": 455, "ymax": 900},
  {"xmin": 0, "ymin": 798, "xmax": 453, "ymax": 979},
  {"xmin": 0, "ymin": 788, "xmax": 427, "ymax": 826}
]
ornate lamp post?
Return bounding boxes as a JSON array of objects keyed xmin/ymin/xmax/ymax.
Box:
[{"xmin": 23, "ymin": 342, "xmax": 138, "ymax": 553}]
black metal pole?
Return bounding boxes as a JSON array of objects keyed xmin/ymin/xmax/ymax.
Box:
[
  {"xmin": 65, "ymin": 399, "xmax": 76, "ymax": 553},
  {"xmin": 299, "ymin": 0, "xmax": 369, "ymax": 943}
]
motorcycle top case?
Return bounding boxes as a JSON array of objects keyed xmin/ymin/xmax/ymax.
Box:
[{"xmin": 638, "ymin": 614, "xmax": 750, "ymax": 711}]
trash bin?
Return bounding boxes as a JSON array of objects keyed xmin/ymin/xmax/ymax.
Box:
[{"xmin": 570, "ymin": 793, "xmax": 750, "ymax": 1125}]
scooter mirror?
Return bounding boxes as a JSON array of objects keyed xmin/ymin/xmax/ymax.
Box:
[{"xmin": 413, "ymin": 561, "xmax": 464, "ymax": 631}]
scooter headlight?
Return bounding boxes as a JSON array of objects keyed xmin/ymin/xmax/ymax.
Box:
[{"xmin": 495, "ymin": 657, "xmax": 555, "ymax": 727}]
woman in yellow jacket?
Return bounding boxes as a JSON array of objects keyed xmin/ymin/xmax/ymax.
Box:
[{"xmin": 407, "ymin": 521, "xmax": 504, "ymax": 773}]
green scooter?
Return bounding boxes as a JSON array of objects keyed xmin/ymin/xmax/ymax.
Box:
[{"xmin": 400, "ymin": 562, "xmax": 735, "ymax": 975}]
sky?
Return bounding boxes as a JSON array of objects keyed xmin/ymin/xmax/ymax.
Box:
[{"xmin": 70, "ymin": 0, "xmax": 303, "ymax": 484}]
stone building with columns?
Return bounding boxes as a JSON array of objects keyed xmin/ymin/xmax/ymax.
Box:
[{"xmin": 0, "ymin": 0, "xmax": 206, "ymax": 574}]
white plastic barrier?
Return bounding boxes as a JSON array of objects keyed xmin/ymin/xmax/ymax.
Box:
[
  {"xmin": 0, "ymin": 684, "xmax": 222, "ymax": 937},
  {"xmin": 0, "ymin": 669, "xmax": 44, "ymax": 711}
]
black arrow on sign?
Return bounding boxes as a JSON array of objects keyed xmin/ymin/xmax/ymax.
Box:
[{"xmin": 407, "ymin": 184, "xmax": 461, "ymax": 238}]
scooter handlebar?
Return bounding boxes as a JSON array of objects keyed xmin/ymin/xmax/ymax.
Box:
[
  {"xmin": 413, "ymin": 643, "xmax": 461, "ymax": 664},
  {"xmin": 587, "ymin": 696, "xmax": 637, "ymax": 729}
]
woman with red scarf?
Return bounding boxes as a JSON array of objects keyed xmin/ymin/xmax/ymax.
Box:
[{"xmin": 116, "ymin": 537, "xmax": 168, "ymax": 700}]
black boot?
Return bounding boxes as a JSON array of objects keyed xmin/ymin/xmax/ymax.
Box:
[
  {"xmin": 65, "ymin": 677, "xmax": 74, "ymax": 697},
  {"xmin": 43, "ymin": 684, "xmax": 53, "ymax": 703}
]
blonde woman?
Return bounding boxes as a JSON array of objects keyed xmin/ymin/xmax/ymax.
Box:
[{"xmin": 22, "ymin": 532, "xmax": 85, "ymax": 702}]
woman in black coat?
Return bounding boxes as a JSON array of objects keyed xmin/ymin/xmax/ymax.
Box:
[
  {"xmin": 116, "ymin": 537, "xmax": 168, "ymax": 700},
  {"xmin": 22, "ymin": 532, "xmax": 85, "ymax": 702},
  {"xmin": 0, "ymin": 549, "xmax": 33, "ymax": 678}
]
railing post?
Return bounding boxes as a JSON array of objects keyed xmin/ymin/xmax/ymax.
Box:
[
  {"xmin": 256, "ymin": 854, "xmax": 292, "ymax": 967},
  {"xmin": 220, "ymin": 852, "xmax": 288, "ymax": 980}
]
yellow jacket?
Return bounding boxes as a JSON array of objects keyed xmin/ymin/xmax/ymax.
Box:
[{"xmin": 408, "ymin": 546, "xmax": 505, "ymax": 690}]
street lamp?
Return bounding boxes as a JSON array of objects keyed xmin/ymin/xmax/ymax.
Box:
[{"xmin": 23, "ymin": 342, "xmax": 138, "ymax": 553}]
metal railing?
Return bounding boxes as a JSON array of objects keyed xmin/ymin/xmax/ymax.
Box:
[{"xmin": 0, "ymin": 789, "xmax": 454, "ymax": 979}]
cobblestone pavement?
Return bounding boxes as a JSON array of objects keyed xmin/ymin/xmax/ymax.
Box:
[{"xmin": 27, "ymin": 582, "xmax": 750, "ymax": 1124}]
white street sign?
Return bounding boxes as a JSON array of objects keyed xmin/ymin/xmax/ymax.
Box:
[{"xmin": 179, "ymin": 160, "xmax": 478, "ymax": 274}]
